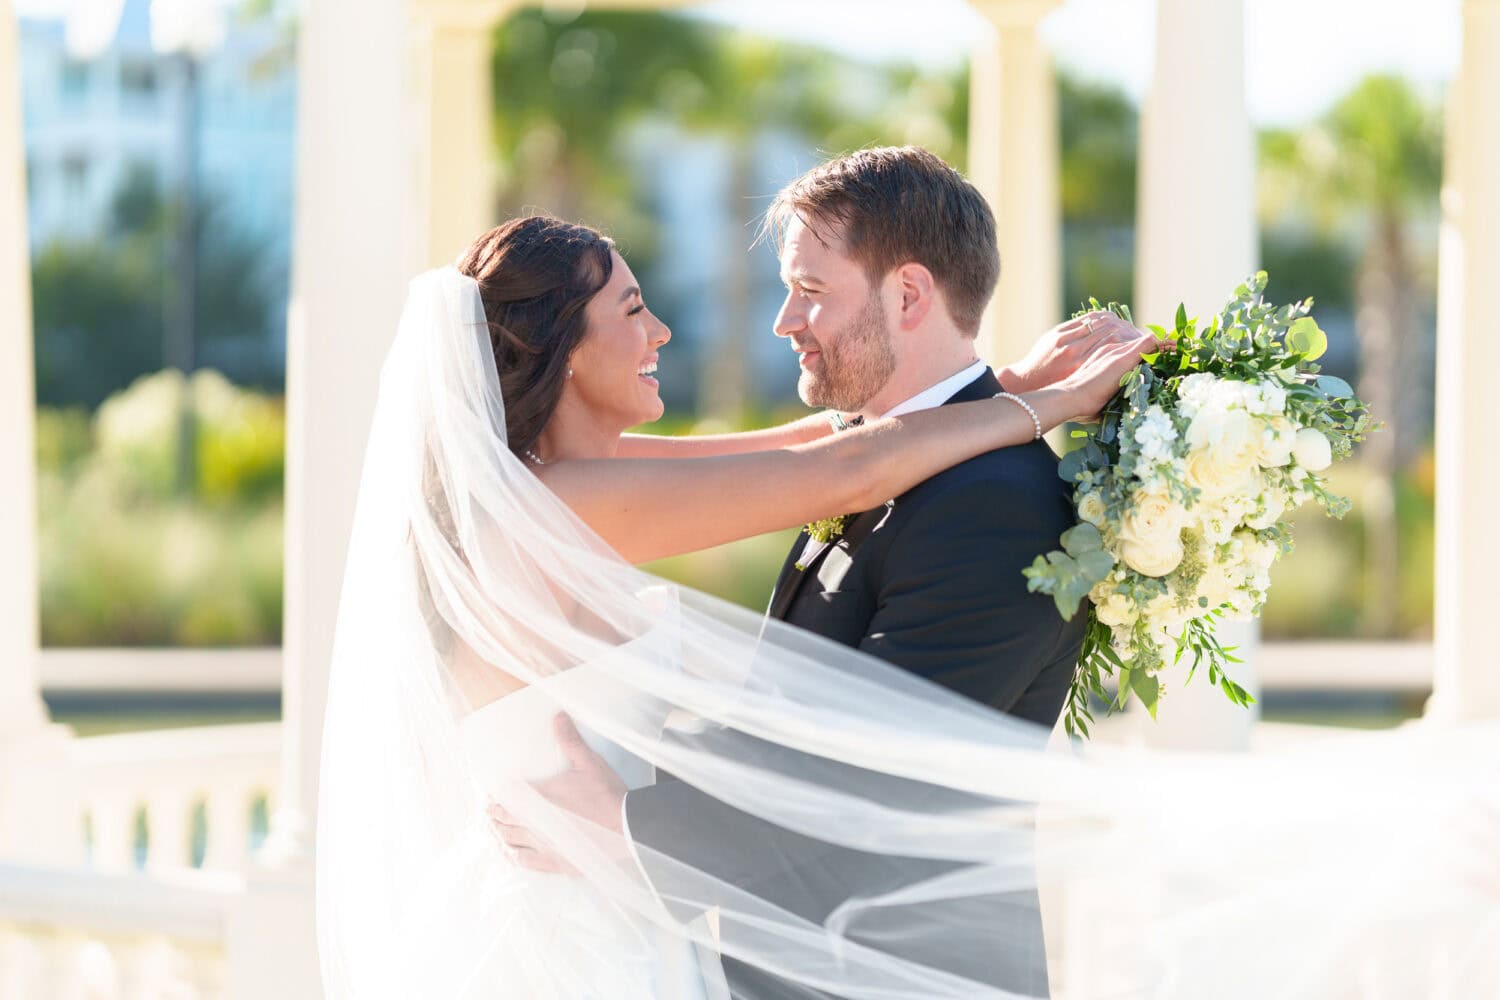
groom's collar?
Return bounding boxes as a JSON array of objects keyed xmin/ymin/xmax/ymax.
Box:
[{"xmin": 873, "ymin": 359, "xmax": 989, "ymax": 420}]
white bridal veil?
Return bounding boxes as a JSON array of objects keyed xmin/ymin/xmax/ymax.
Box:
[{"xmin": 316, "ymin": 267, "xmax": 1498, "ymax": 999}]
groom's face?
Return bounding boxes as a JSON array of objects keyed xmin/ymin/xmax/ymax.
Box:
[{"xmin": 774, "ymin": 216, "xmax": 897, "ymax": 413}]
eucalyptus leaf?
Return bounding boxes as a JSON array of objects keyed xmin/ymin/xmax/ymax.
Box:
[
  {"xmin": 1060, "ymin": 522, "xmax": 1104, "ymax": 555},
  {"xmin": 1317, "ymin": 374, "xmax": 1354, "ymax": 399},
  {"xmin": 1058, "ymin": 448, "xmax": 1089, "ymax": 484},
  {"xmin": 1077, "ymin": 548, "xmax": 1115, "ymax": 584},
  {"xmin": 1287, "ymin": 317, "xmax": 1327, "ymax": 361}
]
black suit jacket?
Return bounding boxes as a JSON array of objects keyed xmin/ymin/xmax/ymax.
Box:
[{"xmin": 625, "ymin": 369, "xmax": 1086, "ymax": 998}]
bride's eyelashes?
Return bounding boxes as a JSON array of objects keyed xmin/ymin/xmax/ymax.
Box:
[{"xmin": 627, "ymin": 304, "xmax": 645, "ymax": 317}]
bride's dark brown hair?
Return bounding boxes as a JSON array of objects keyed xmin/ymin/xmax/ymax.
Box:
[{"xmin": 456, "ymin": 215, "xmax": 615, "ymax": 458}]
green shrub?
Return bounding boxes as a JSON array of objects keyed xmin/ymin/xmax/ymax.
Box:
[{"xmin": 37, "ymin": 370, "xmax": 285, "ymax": 647}]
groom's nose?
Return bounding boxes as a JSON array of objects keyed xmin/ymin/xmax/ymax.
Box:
[{"xmin": 773, "ymin": 294, "xmax": 804, "ymax": 339}]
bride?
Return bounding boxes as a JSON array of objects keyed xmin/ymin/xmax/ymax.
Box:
[{"xmin": 315, "ymin": 216, "xmax": 1497, "ymax": 999}]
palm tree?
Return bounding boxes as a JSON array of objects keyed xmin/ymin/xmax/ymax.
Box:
[{"xmin": 1260, "ymin": 74, "xmax": 1442, "ymax": 635}]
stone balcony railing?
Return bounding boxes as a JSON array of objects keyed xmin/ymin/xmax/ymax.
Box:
[
  {"xmin": 0, "ymin": 863, "xmax": 240, "ymax": 999},
  {"xmin": 69, "ymin": 722, "xmax": 281, "ymax": 876}
]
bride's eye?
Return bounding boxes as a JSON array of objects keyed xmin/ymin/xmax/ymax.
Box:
[{"xmin": 627, "ymin": 304, "xmax": 645, "ymax": 317}]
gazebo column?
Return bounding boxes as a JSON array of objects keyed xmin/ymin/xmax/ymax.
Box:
[
  {"xmin": 0, "ymin": 0, "xmax": 83, "ymax": 868},
  {"xmin": 229, "ymin": 0, "xmax": 422, "ymax": 995},
  {"xmin": 231, "ymin": 2, "xmax": 510, "ymax": 994},
  {"xmin": 966, "ymin": 0, "xmax": 1062, "ymax": 370},
  {"xmin": 1133, "ymin": 0, "xmax": 1260, "ymax": 750},
  {"xmin": 1429, "ymin": 0, "xmax": 1500, "ymax": 723},
  {"xmin": 412, "ymin": 1, "xmax": 513, "ymax": 266}
]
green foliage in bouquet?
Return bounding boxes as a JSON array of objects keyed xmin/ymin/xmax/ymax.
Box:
[{"xmin": 1024, "ymin": 271, "xmax": 1379, "ymax": 738}]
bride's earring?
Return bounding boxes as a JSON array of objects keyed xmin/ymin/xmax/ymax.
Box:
[{"xmin": 566, "ymin": 366, "xmax": 574, "ymax": 380}]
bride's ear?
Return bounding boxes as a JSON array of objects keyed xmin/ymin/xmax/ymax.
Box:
[{"xmin": 893, "ymin": 262, "xmax": 934, "ymax": 332}]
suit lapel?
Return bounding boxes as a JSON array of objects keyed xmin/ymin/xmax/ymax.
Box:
[
  {"xmin": 768, "ymin": 530, "xmax": 816, "ymax": 619},
  {"xmin": 766, "ymin": 368, "xmax": 1005, "ymax": 622}
]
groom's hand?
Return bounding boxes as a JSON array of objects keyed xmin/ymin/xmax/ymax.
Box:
[
  {"xmin": 999, "ymin": 310, "xmax": 1145, "ymax": 394},
  {"xmin": 487, "ymin": 713, "xmax": 627, "ymax": 874}
]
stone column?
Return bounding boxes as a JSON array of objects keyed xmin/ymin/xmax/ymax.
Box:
[
  {"xmin": 966, "ymin": 0, "xmax": 1062, "ymax": 370},
  {"xmin": 1429, "ymin": 0, "xmax": 1500, "ymax": 723},
  {"xmin": 1132, "ymin": 0, "xmax": 1260, "ymax": 750},
  {"xmin": 0, "ymin": 0, "xmax": 84, "ymax": 867}
]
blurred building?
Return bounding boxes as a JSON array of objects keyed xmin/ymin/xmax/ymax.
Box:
[{"xmin": 18, "ymin": 0, "xmax": 295, "ymax": 372}]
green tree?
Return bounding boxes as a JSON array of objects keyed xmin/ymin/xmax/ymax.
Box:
[
  {"xmin": 1259, "ymin": 74, "xmax": 1442, "ymax": 634},
  {"xmin": 32, "ymin": 165, "xmax": 277, "ymax": 408},
  {"xmin": 1057, "ymin": 73, "xmax": 1138, "ymax": 313},
  {"xmin": 490, "ymin": 10, "xmax": 945, "ymax": 419}
]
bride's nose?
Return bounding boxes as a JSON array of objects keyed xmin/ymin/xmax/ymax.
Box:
[{"xmin": 652, "ymin": 316, "xmax": 671, "ymax": 348}]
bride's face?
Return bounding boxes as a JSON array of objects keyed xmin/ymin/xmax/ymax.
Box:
[{"xmin": 569, "ymin": 250, "xmax": 672, "ymax": 429}]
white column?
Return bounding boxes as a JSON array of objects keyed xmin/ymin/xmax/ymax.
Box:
[
  {"xmin": 411, "ymin": 1, "xmax": 513, "ymax": 266},
  {"xmin": 967, "ymin": 0, "xmax": 1062, "ymax": 369},
  {"xmin": 1133, "ymin": 0, "xmax": 1260, "ymax": 750},
  {"xmin": 236, "ymin": 1, "xmax": 421, "ymax": 995},
  {"xmin": 1429, "ymin": 0, "xmax": 1500, "ymax": 723},
  {"xmin": 0, "ymin": 1, "xmax": 83, "ymax": 867},
  {"xmin": 263, "ymin": 0, "xmax": 418, "ymax": 873},
  {"xmin": 0, "ymin": 0, "xmax": 47, "ymax": 738}
]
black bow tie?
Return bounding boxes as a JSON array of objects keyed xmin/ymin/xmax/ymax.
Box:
[{"xmin": 829, "ymin": 414, "xmax": 865, "ymax": 432}]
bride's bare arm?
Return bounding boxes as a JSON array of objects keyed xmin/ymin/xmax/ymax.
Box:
[
  {"xmin": 615, "ymin": 412, "xmax": 834, "ymax": 459},
  {"xmin": 612, "ymin": 309, "xmax": 1137, "ymax": 461},
  {"xmin": 537, "ymin": 334, "xmax": 1148, "ymax": 563}
]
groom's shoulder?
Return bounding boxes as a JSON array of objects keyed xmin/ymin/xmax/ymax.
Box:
[{"xmin": 895, "ymin": 438, "xmax": 1068, "ymax": 514}]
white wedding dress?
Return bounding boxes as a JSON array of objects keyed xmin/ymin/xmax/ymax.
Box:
[{"xmin": 454, "ymin": 630, "xmax": 719, "ymax": 1000}]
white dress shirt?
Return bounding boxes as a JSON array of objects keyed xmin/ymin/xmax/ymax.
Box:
[
  {"xmin": 878, "ymin": 358, "xmax": 989, "ymax": 421},
  {"xmin": 794, "ymin": 359, "xmax": 991, "ymax": 568}
]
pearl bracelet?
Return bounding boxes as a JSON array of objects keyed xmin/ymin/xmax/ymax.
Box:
[{"xmin": 994, "ymin": 391, "xmax": 1042, "ymax": 441}]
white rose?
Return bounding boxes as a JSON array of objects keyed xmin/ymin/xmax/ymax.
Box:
[
  {"xmin": 1095, "ymin": 591, "xmax": 1137, "ymax": 628},
  {"xmin": 1116, "ymin": 485, "xmax": 1187, "ymax": 579},
  {"xmin": 1077, "ymin": 491, "xmax": 1108, "ymax": 528},
  {"xmin": 1292, "ymin": 427, "xmax": 1333, "ymax": 471},
  {"xmin": 1121, "ymin": 539, "xmax": 1184, "ymax": 578},
  {"xmin": 1184, "ymin": 406, "xmax": 1262, "ymax": 498}
]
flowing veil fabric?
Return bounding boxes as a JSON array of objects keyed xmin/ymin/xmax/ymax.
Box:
[{"xmin": 315, "ymin": 267, "xmax": 1499, "ymax": 999}]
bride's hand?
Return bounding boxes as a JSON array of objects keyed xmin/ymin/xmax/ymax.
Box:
[
  {"xmin": 999, "ymin": 310, "xmax": 1144, "ymax": 393},
  {"xmin": 1052, "ymin": 328, "xmax": 1158, "ymax": 422}
]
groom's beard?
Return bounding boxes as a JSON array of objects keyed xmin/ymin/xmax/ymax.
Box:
[{"xmin": 797, "ymin": 294, "xmax": 897, "ymax": 413}]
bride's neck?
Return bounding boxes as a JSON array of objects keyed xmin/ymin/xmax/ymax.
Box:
[{"xmin": 532, "ymin": 399, "xmax": 622, "ymax": 462}]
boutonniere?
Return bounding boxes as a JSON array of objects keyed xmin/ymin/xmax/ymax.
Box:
[
  {"xmin": 794, "ymin": 515, "xmax": 850, "ymax": 571},
  {"xmin": 803, "ymin": 514, "xmax": 850, "ymax": 545}
]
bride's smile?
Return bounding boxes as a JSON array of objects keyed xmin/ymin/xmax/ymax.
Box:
[{"xmin": 566, "ymin": 249, "xmax": 672, "ymax": 433}]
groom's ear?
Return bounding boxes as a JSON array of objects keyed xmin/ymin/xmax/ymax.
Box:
[{"xmin": 892, "ymin": 261, "xmax": 936, "ymax": 332}]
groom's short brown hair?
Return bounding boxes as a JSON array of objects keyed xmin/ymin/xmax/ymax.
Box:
[{"xmin": 763, "ymin": 146, "xmax": 999, "ymax": 337}]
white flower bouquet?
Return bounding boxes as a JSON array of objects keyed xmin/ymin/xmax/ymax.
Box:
[{"xmin": 1025, "ymin": 272, "xmax": 1378, "ymax": 738}]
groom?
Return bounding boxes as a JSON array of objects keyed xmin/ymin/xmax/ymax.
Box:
[{"xmin": 495, "ymin": 146, "xmax": 1137, "ymax": 996}]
